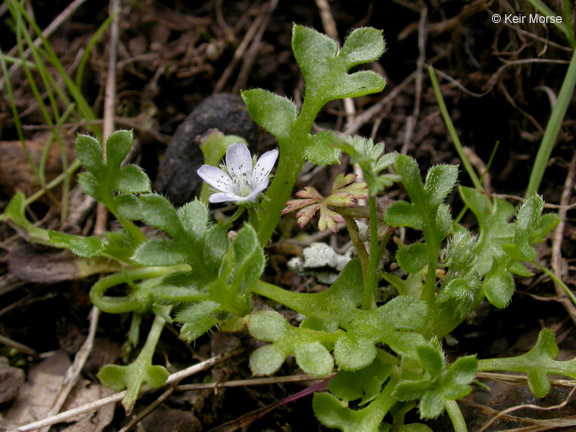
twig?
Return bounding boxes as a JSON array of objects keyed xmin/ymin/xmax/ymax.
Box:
[
  {"xmin": 176, "ymin": 374, "xmax": 327, "ymax": 391},
  {"xmin": 0, "ymin": 334, "xmax": 38, "ymax": 358},
  {"xmin": 38, "ymin": 307, "xmax": 100, "ymax": 432},
  {"xmin": 214, "ymin": 6, "xmax": 264, "ymax": 93},
  {"xmin": 429, "ymin": 58, "xmax": 569, "ymax": 99},
  {"xmin": 344, "ymin": 72, "xmax": 416, "ymax": 136},
  {"xmin": 551, "ymin": 151, "xmax": 576, "ymax": 324},
  {"xmin": 477, "ymin": 386, "xmax": 576, "ymax": 432},
  {"xmin": 232, "ymin": 0, "xmax": 278, "ymax": 93},
  {"xmin": 117, "ymin": 386, "xmax": 175, "ymax": 432},
  {"xmin": 401, "ymin": 5, "xmax": 427, "ymax": 155},
  {"xmin": 94, "ymin": 0, "xmax": 120, "ymax": 236},
  {"xmin": 12, "ymin": 355, "xmax": 226, "ymax": 432}
]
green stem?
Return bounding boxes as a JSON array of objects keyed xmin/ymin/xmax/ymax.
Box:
[
  {"xmin": 533, "ymin": 262, "xmax": 576, "ymax": 307},
  {"xmin": 526, "ymin": 47, "xmax": 576, "ymax": 197},
  {"xmin": 256, "ymin": 154, "xmax": 304, "ymax": 245},
  {"xmin": 122, "ymin": 309, "xmax": 169, "ymax": 413},
  {"xmin": 344, "ymin": 215, "xmax": 369, "ymax": 276},
  {"xmin": 364, "ymin": 196, "xmax": 379, "ymax": 309},
  {"xmin": 256, "ymin": 98, "xmax": 323, "ymax": 246},
  {"xmin": 429, "ymin": 66, "xmax": 483, "ymax": 192},
  {"xmin": 90, "ymin": 265, "xmax": 189, "ymax": 314},
  {"xmin": 421, "ymin": 225, "xmax": 439, "ymax": 304},
  {"xmin": 445, "ymin": 400, "xmax": 468, "ymax": 432},
  {"xmin": 225, "ymin": 207, "xmax": 245, "ymax": 229}
]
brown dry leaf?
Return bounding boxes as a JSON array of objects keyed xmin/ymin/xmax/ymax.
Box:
[
  {"xmin": 1, "ymin": 351, "xmax": 70, "ymax": 429},
  {"xmin": 0, "ymin": 357, "xmax": 25, "ymax": 404},
  {"xmin": 59, "ymin": 381, "xmax": 115, "ymax": 432},
  {"xmin": 7, "ymin": 244, "xmax": 116, "ymax": 284},
  {"xmin": 0, "ymin": 132, "xmax": 74, "ymax": 199}
]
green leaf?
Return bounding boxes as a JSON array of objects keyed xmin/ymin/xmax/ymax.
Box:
[
  {"xmin": 133, "ymin": 239, "xmax": 187, "ymax": 266},
  {"xmin": 399, "ymin": 424, "xmax": 433, "ymax": 432},
  {"xmin": 231, "ymin": 224, "xmax": 265, "ymax": 295},
  {"xmin": 339, "ymin": 27, "xmax": 386, "ymax": 66},
  {"xmin": 483, "ymin": 270, "xmax": 514, "ymax": 309},
  {"xmin": 417, "ymin": 345, "xmax": 444, "ymax": 379},
  {"xmin": 292, "ymin": 25, "xmax": 338, "ymax": 84},
  {"xmin": 294, "ymin": 342, "xmax": 334, "ymax": 375},
  {"xmin": 97, "ymin": 312, "xmax": 169, "ymax": 414},
  {"xmin": 329, "ymin": 357, "xmax": 392, "ymax": 403},
  {"xmin": 479, "ymin": 329, "xmax": 576, "ymax": 398},
  {"xmin": 250, "ymin": 344, "xmax": 287, "ymax": 376},
  {"xmin": 241, "ymin": 89, "xmax": 298, "ymax": 142},
  {"xmin": 385, "ymin": 201, "xmax": 420, "ymax": 228},
  {"xmin": 203, "ymin": 225, "xmax": 229, "ymax": 275},
  {"xmin": 77, "ymin": 171, "xmax": 99, "ymax": 200},
  {"xmin": 140, "ymin": 194, "xmax": 182, "ymax": 238},
  {"xmin": 394, "ymin": 380, "xmax": 430, "ymax": 401},
  {"xmin": 424, "ymin": 164, "xmax": 458, "ymax": 207},
  {"xmin": 292, "ymin": 24, "xmax": 386, "ymax": 104},
  {"xmin": 76, "ymin": 134, "xmax": 103, "ymax": 173},
  {"xmin": 248, "ymin": 310, "xmax": 290, "ymax": 342},
  {"xmin": 334, "ymin": 334, "xmax": 377, "ymax": 371},
  {"xmin": 303, "ymin": 130, "xmax": 342, "ymax": 165},
  {"xmin": 105, "ymin": 130, "xmax": 133, "ymax": 167},
  {"xmin": 116, "ymin": 165, "xmax": 151, "ymax": 194},
  {"xmin": 178, "ymin": 199, "xmax": 208, "ymax": 241},
  {"xmin": 114, "ymin": 194, "xmax": 141, "ymax": 220},
  {"xmin": 437, "ymin": 278, "xmax": 476, "ymax": 319},
  {"xmin": 176, "ymin": 301, "xmax": 221, "ymax": 342},
  {"xmin": 48, "ymin": 231, "xmax": 104, "ymax": 258},
  {"xmin": 418, "ymin": 391, "xmax": 444, "ymax": 419},
  {"xmin": 397, "ymin": 243, "xmax": 428, "ymax": 273},
  {"xmin": 443, "ymin": 355, "xmax": 478, "ymax": 399},
  {"xmin": 313, "ymin": 391, "xmax": 392, "ymax": 432}
]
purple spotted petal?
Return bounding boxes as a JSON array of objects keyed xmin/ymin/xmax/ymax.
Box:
[
  {"xmin": 198, "ymin": 165, "xmax": 233, "ymax": 192},
  {"xmin": 252, "ymin": 149, "xmax": 279, "ymax": 186},
  {"xmin": 226, "ymin": 143, "xmax": 252, "ymax": 179}
]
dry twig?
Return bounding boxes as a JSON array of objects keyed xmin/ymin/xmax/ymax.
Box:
[
  {"xmin": 551, "ymin": 151, "xmax": 576, "ymax": 324},
  {"xmin": 12, "ymin": 355, "xmax": 226, "ymax": 432}
]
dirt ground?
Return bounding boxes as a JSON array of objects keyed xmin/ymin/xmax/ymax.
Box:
[{"xmin": 1, "ymin": 0, "xmax": 576, "ymax": 431}]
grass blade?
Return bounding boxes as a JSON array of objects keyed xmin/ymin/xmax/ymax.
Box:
[{"xmin": 526, "ymin": 48, "xmax": 576, "ymax": 197}]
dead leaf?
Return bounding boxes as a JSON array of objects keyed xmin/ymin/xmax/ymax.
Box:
[{"xmin": 1, "ymin": 351, "xmax": 70, "ymax": 429}]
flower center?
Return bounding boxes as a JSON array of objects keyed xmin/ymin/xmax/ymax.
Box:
[{"xmin": 232, "ymin": 172, "xmax": 253, "ymax": 197}]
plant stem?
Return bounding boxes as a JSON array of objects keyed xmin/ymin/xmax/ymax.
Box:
[
  {"xmin": 445, "ymin": 400, "xmax": 468, "ymax": 432},
  {"xmin": 256, "ymin": 97, "xmax": 322, "ymax": 246},
  {"xmin": 90, "ymin": 265, "xmax": 190, "ymax": 314},
  {"xmin": 344, "ymin": 215, "xmax": 369, "ymax": 275},
  {"xmin": 224, "ymin": 207, "xmax": 245, "ymax": 229},
  {"xmin": 122, "ymin": 309, "xmax": 169, "ymax": 413},
  {"xmin": 533, "ymin": 262, "xmax": 576, "ymax": 306},
  {"xmin": 364, "ymin": 196, "xmax": 379, "ymax": 309}
]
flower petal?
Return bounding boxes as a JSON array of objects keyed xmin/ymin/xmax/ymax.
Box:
[
  {"xmin": 243, "ymin": 181, "xmax": 269, "ymax": 202},
  {"xmin": 226, "ymin": 143, "xmax": 253, "ymax": 179},
  {"xmin": 209, "ymin": 192, "xmax": 242, "ymax": 203},
  {"xmin": 198, "ymin": 165, "xmax": 233, "ymax": 192},
  {"xmin": 251, "ymin": 149, "xmax": 279, "ymax": 186}
]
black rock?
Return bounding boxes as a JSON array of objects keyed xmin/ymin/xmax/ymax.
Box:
[{"xmin": 154, "ymin": 93, "xmax": 257, "ymax": 206}]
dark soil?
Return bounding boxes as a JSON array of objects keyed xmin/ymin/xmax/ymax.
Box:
[{"xmin": 1, "ymin": 1, "xmax": 576, "ymax": 431}]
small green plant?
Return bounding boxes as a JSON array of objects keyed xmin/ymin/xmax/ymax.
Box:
[{"xmin": 3, "ymin": 24, "xmax": 574, "ymax": 430}]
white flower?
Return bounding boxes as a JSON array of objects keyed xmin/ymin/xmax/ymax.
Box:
[{"xmin": 198, "ymin": 143, "xmax": 279, "ymax": 204}]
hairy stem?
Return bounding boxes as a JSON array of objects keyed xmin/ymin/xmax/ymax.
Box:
[{"xmin": 445, "ymin": 400, "xmax": 468, "ymax": 432}]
